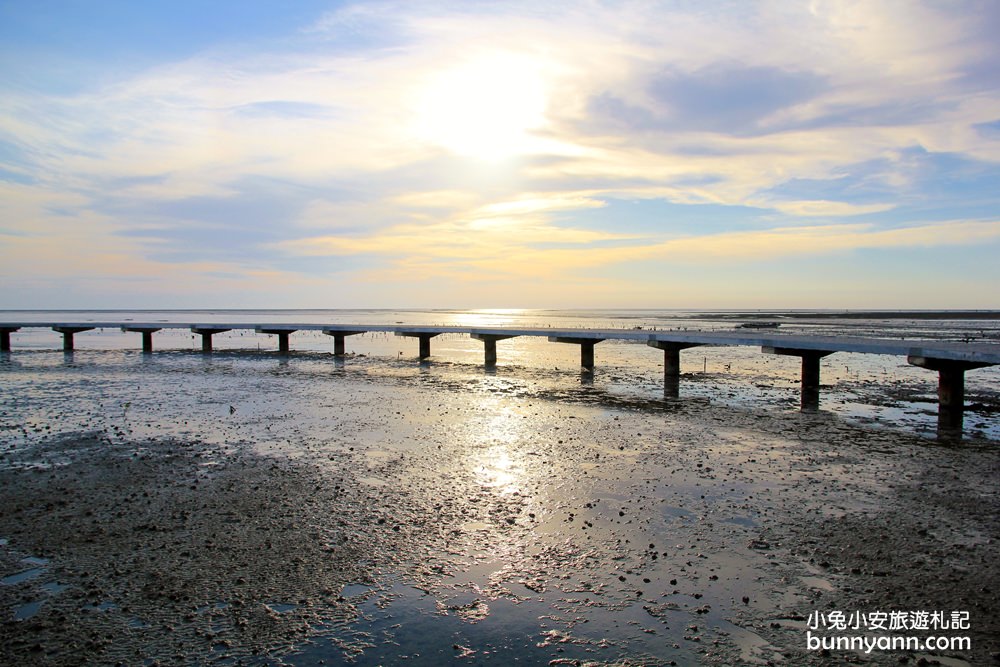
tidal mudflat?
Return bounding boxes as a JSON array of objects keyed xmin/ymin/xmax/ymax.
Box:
[{"xmin": 0, "ymin": 350, "xmax": 997, "ymax": 665}]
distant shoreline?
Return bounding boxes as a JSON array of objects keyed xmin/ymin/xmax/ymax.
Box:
[
  {"xmin": 699, "ymin": 310, "xmax": 1000, "ymax": 320},
  {"xmin": 1, "ymin": 308, "xmax": 999, "ymax": 320}
]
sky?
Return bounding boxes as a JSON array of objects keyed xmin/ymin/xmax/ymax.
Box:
[{"xmin": 1, "ymin": 0, "xmax": 999, "ymax": 310}]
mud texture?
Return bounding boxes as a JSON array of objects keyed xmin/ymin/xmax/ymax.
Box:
[
  {"xmin": 0, "ymin": 357, "xmax": 997, "ymax": 666},
  {"xmin": 0, "ymin": 435, "xmax": 421, "ymax": 665}
]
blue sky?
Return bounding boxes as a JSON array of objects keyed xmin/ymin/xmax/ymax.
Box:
[{"xmin": 1, "ymin": 0, "xmax": 999, "ymax": 309}]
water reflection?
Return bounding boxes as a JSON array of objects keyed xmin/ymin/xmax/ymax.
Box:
[
  {"xmin": 465, "ymin": 398, "xmax": 532, "ymax": 495},
  {"xmin": 449, "ymin": 309, "xmax": 526, "ymax": 328},
  {"xmin": 475, "ymin": 446, "xmax": 522, "ymax": 493}
]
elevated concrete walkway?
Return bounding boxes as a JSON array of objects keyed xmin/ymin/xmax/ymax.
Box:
[{"xmin": 2, "ymin": 321, "xmax": 997, "ymax": 432}]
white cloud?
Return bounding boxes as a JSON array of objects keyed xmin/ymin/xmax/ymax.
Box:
[{"xmin": 760, "ymin": 199, "xmax": 896, "ymax": 217}]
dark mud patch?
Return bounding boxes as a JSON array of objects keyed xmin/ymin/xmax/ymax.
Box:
[
  {"xmin": 736, "ymin": 433, "xmax": 1000, "ymax": 666},
  {"xmin": 0, "ymin": 435, "xmax": 416, "ymax": 666}
]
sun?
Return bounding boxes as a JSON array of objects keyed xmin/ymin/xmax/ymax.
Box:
[{"xmin": 413, "ymin": 53, "xmax": 548, "ymax": 160}]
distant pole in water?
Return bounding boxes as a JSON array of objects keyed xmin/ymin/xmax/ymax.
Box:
[{"xmin": 703, "ymin": 357, "xmax": 707, "ymax": 372}]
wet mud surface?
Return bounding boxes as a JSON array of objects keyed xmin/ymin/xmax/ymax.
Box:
[{"xmin": 0, "ymin": 352, "xmax": 998, "ymax": 665}]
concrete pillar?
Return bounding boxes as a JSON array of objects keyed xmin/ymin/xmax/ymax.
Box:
[
  {"xmin": 548, "ymin": 337, "xmax": 605, "ymax": 371},
  {"xmin": 122, "ymin": 327, "xmax": 161, "ymax": 353},
  {"xmin": 763, "ymin": 347, "xmax": 834, "ymax": 410},
  {"xmin": 395, "ymin": 331, "xmax": 441, "ymax": 360},
  {"xmin": 647, "ymin": 341, "xmax": 702, "ymax": 397},
  {"xmin": 256, "ymin": 328, "xmax": 297, "ymax": 354},
  {"xmin": 53, "ymin": 326, "xmax": 95, "ymax": 352},
  {"xmin": 191, "ymin": 328, "xmax": 231, "ymax": 353},
  {"xmin": 938, "ymin": 365, "xmax": 965, "ymax": 429},
  {"xmin": 322, "ymin": 330, "xmax": 365, "ymax": 356},
  {"xmin": 663, "ymin": 347, "xmax": 680, "ymax": 376},
  {"xmin": 0, "ymin": 327, "xmax": 19, "ymax": 352},
  {"xmin": 908, "ymin": 356, "xmax": 992, "ymax": 432},
  {"xmin": 471, "ymin": 333, "xmax": 517, "ymax": 367},
  {"xmin": 484, "ymin": 338, "xmax": 497, "ymax": 365}
]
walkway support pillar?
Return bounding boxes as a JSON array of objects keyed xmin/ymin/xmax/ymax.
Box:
[
  {"xmin": 322, "ymin": 330, "xmax": 365, "ymax": 356},
  {"xmin": 53, "ymin": 326, "xmax": 95, "ymax": 352},
  {"xmin": 0, "ymin": 327, "xmax": 19, "ymax": 352},
  {"xmin": 256, "ymin": 328, "xmax": 298, "ymax": 354},
  {"xmin": 548, "ymin": 337, "xmax": 605, "ymax": 371},
  {"xmin": 122, "ymin": 327, "xmax": 162, "ymax": 353},
  {"xmin": 763, "ymin": 346, "xmax": 835, "ymax": 410},
  {"xmin": 395, "ymin": 331, "xmax": 441, "ymax": 360},
  {"xmin": 191, "ymin": 327, "xmax": 231, "ymax": 353},
  {"xmin": 471, "ymin": 333, "xmax": 517, "ymax": 367},
  {"xmin": 647, "ymin": 340, "xmax": 703, "ymax": 397},
  {"xmin": 908, "ymin": 356, "xmax": 993, "ymax": 432}
]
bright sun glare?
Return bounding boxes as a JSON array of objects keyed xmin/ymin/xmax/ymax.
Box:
[{"xmin": 414, "ymin": 54, "xmax": 548, "ymax": 160}]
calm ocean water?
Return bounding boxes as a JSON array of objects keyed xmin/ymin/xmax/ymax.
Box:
[
  {"xmin": 1, "ymin": 308, "xmax": 998, "ymax": 439},
  {"xmin": 4, "ymin": 307, "xmax": 1000, "ymax": 335}
]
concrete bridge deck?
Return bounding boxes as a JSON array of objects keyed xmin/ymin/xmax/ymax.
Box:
[
  {"xmin": 1, "ymin": 322, "xmax": 997, "ymax": 359},
  {"xmin": 1, "ymin": 321, "xmax": 997, "ymax": 432}
]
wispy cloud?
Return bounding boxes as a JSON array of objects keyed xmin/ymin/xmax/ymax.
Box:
[
  {"xmin": 279, "ymin": 213, "xmax": 1000, "ymax": 283},
  {"xmin": 758, "ymin": 200, "xmax": 896, "ymax": 217}
]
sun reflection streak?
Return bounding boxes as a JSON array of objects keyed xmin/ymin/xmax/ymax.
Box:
[
  {"xmin": 450, "ymin": 309, "xmax": 527, "ymax": 328},
  {"xmin": 477, "ymin": 446, "xmax": 520, "ymax": 493},
  {"xmin": 465, "ymin": 397, "xmax": 533, "ymax": 495}
]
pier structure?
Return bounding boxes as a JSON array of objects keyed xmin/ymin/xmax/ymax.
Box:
[
  {"xmin": 647, "ymin": 340, "xmax": 703, "ymax": 397},
  {"xmin": 0, "ymin": 327, "xmax": 19, "ymax": 352},
  {"xmin": 53, "ymin": 326, "xmax": 94, "ymax": 351},
  {"xmin": 763, "ymin": 346, "xmax": 835, "ymax": 410},
  {"xmin": 395, "ymin": 331, "xmax": 439, "ymax": 360},
  {"xmin": 645, "ymin": 330, "xmax": 999, "ymax": 430},
  {"xmin": 190, "ymin": 327, "xmax": 231, "ymax": 353},
  {"xmin": 256, "ymin": 327, "xmax": 297, "ymax": 354},
  {"xmin": 2, "ymin": 322, "xmax": 998, "ymax": 432},
  {"xmin": 908, "ymin": 355, "xmax": 994, "ymax": 430},
  {"xmin": 122, "ymin": 326, "xmax": 161, "ymax": 353},
  {"xmin": 470, "ymin": 333, "xmax": 518, "ymax": 367},
  {"xmin": 322, "ymin": 329, "xmax": 365, "ymax": 356},
  {"xmin": 548, "ymin": 336, "xmax": 605, "ymax": 371}
]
